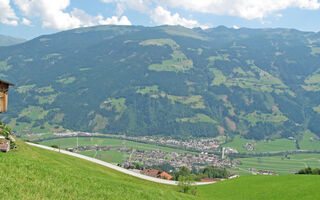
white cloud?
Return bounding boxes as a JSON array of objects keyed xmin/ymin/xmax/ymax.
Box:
[
  {"xmin": 232, "ymin": 25, "xmax": 240, "ymax": 29},
  {"xmin": 99, "ymin": 15, "xmax": 131, "ymax": 25},
  {"xmin": 159, "ymin": 0, "xmax": 320, "ymax": 19},
  {"xmin": 13, "ymin": 0, "xmax": 131, "ymax": 30},
  {"xmin": 0, "ymin": 0, "xmax": 18, "ymax": 26},
  {"xmin": 102, "ymin": 0, "xmax": 320, "ymax": 20},
  {"xmin": 101, "ymin": 0, "xmax": 150, "ymax": 16},
  {"xmin": 151, "ymin": 6, "xmax": 208, "ymax": 29},
  {"xmin": 21, "ymin": 17, "xmax": 31, "ymax": 25}
]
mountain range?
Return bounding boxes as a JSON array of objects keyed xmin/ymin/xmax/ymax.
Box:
[
  {"xmin": 0, "ymin": 34, "xmax": 26, "ymax": 46},
  {"xmin": 0, "ymin": 25, "xmax": 320, "ymax": 140}
]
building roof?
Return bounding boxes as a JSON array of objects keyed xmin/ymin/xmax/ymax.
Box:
[
  {"xmin": 141, "ymin": 169, "xmax": 159, "ymax": 177},
  {"xmin": 158, "ymin": 172, "xmax": 173, "ymax": 180},
  {"xmin": 0, "ymin": 80, "xmax": 15, "ymax": 86}
]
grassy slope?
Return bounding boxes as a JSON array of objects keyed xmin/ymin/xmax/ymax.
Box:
[
  {"xmin": 198, "ymin": 175, "xmax": 320, "ymax": 200},
  {"xmin": 1, "ymin": 140, "xmax": 320, "ymax": 200},
  {"xmin": 299, "ymin": 131, "xmax": 320, "ymax": 151},
  {"xmin": 0, "ymin": 140, "xmax": 194, "ymax": 200}
]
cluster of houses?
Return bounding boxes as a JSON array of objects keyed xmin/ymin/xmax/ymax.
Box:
[
  {"xmin": 243, "ymin": 142, "xmax": 255, "ymax": 151},
  {"xmin": 128, "ymin": 149, "xmax": 234, "ymax": 169},
  {"xmin": 249, "ymin": 168, "xmax": 279, "ymax": 175},
  {"xmin": 257, "ymin": 170, "xmax": 279, "ymax": 175},
  {"xmin": 67, "ymin": 145, "xmax": 115, "ymax": 152},
  {"xmin": 128, "ymin": 137, "xmax": 221, "ymax": 152}
]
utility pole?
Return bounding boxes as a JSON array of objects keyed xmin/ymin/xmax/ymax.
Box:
[
  {"xmin": 122, "ymin": 134, "xmax": 126, "ymax": 149},
  {"xmin": 222, "ymin": 147, "xmax": 225, "ymax": 159},
  {"xmin": 59, "ymin": 137, "xmax": 61, "ymax": 153},
  {"xmin": 77, "ymin": 134, "xmax": 79, "ymax": 151}
]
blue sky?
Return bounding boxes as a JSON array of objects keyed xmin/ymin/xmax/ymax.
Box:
[{"xmin": 0, "ymin": 0, "xmax": 320, "ymax": 39}]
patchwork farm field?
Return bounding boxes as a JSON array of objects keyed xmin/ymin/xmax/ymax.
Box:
[
  {"xmin": 235, "ymin": 154, "xmax": 320, "ymax": 174},
  {"xmin": 223, "ymin": 134, "xmax": 320, "ymax": 153}
]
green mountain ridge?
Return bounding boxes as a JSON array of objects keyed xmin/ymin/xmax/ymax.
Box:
[
  {"xmin": 1, "ymin": 25, "xmax": 320, "ymax": 141},
  {"xmin": 0, "ymin": 34, "xmax": 26, "ymax": 46}
]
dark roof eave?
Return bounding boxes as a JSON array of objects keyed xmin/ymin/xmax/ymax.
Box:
[{"xmin": 0, "ymin": 80, "xmax": 15, "ymax": 86}]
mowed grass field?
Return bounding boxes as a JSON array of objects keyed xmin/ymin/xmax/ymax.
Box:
[
  {"xmin": 235, "ymin": 154, "xmax": 320, "ymax": 174},
  {"xmin": 223, "ymin": 132, "xmax": 320, "ymax": 153},
  {"xmin": 1, "ymin": 140, "xmax": 320, "ymax": 199},
  {"xmin": 79, "ymin": 150, "xmax": 127, "ymax": 164},
  {"xmin": 223, "ymin": 136, "xmax": 298, "ymax": 153}
]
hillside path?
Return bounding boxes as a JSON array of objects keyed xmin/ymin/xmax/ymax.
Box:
[{"xmin": 26, "ymin": 142, "xmax": 216, "ymax": 186}]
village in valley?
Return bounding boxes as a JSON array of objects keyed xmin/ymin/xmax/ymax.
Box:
[
  {"xmin": 23, "ymin": 131, "xmax": 243, "ymax": 180},
  {"xmin": 72, "ymin": 143, "xmax": 236, "ymax": 170}
]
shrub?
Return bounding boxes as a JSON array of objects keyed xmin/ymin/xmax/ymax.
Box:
[
  {"xmin": 178, "ymin": 175, "xmax": 197, "ymax": 195},
  {"xmin": 50, "ymin": 145, "xmax": 59, "ymax": 149},
  {"xmin": 297, "ymin": 167, "xmax": 320, "ymax": 175},
  {"xmin": 0, "ymin": 121, "xmax": 11, "ymax": 138}
]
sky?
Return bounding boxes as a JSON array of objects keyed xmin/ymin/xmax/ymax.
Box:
[{"xmin": 0, "ymin": 0, "xmax": 320, "ymax": 39}]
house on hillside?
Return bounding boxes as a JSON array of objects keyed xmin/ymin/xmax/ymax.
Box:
[
  {"xmin": 0, "ymin": 80, "xmax": 14, "ymax": 113},
  {"xmin": 158, "ymin": 171, "xmax": 173, "ymax": 180},
  {"xmin": 141, "ymin": 169, "xmax": 159, "ymax": 178},
  {"xmin": 140, "ymin": 169, "xmax": 173, "ymax": 180}
]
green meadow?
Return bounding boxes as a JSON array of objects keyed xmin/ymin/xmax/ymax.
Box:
[
  {"xmin": 198, "ymin": 175, "xmax": 320, "ymax": 200},
  {"xmin": 223, "ymin": 135, "xmax": 298, "ymax": 153},
  {"xmin": 79, "ymin": 150, "xmax": 127, "ymax": 164},
  {"xmin": 235, "ymin": 154, "xmax": 320, "ymax": 174}
]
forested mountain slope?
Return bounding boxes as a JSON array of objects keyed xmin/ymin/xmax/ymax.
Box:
[{"xmin": 1, "ymin": 25, "xmax": 320, "ymax": 140}]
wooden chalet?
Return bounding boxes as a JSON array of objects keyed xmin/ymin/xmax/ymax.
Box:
[{"xmin": 0, "ymin": 80, "xmax": 14, "ymax": 113}]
